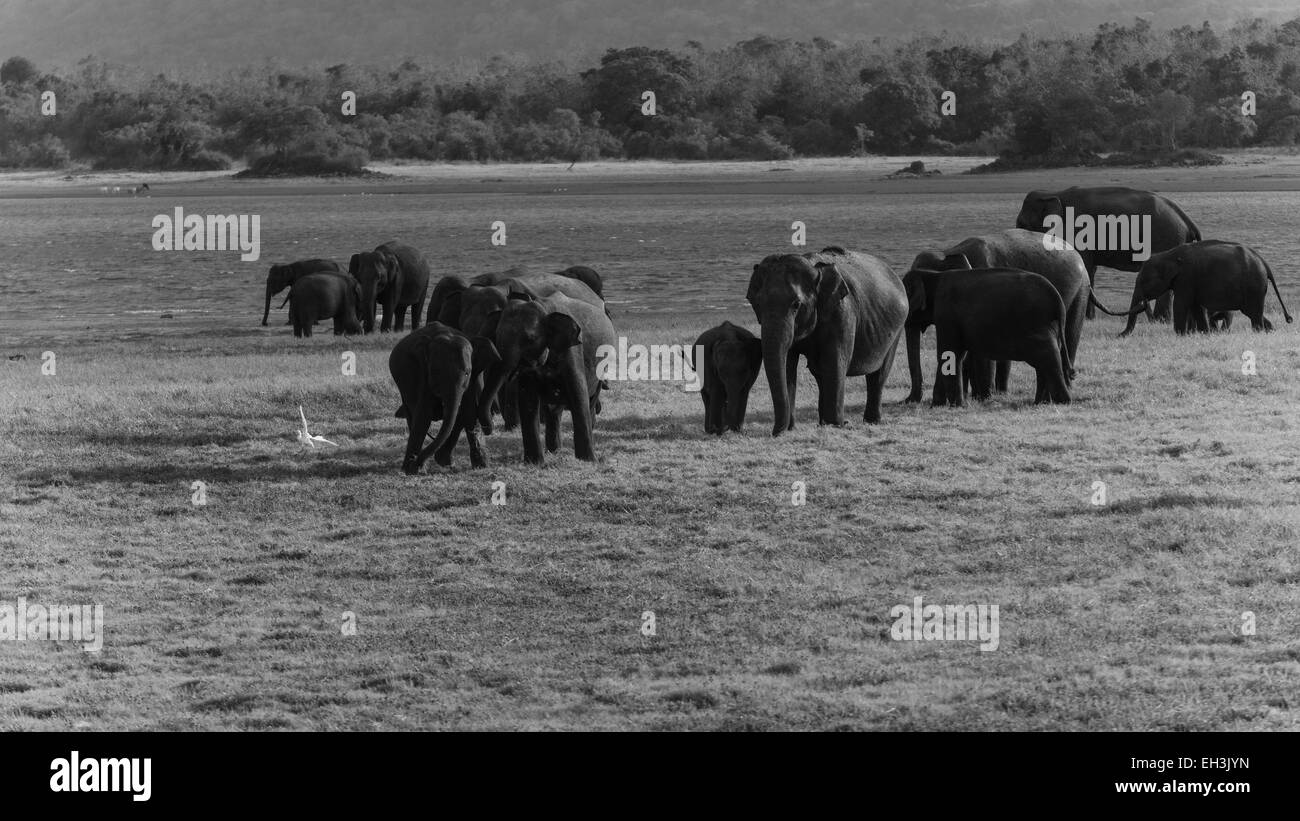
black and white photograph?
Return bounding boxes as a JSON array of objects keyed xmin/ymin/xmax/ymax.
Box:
[{"xmin": 0, "ymin": 0, "xmax": 1297, "ymax": 755}]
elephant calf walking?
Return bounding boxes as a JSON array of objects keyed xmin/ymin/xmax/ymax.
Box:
[
  {"xmin": 288, "ymin": 273, "xmax": 363, "ymax": 338},
  {"xmin": 1120, "ymin": 240, "xmax": 1293, "ymax": 336},
  {"xmin": 909, "ymin": 267, "xmax": 1074, "ymax": 406},
  {"xmin": 389, "ymin": 323, "xmax": 501, "ymax": 473},
  {"xmin": 691, "ymin": 321, "xmax": 762, "ymax": 434}
]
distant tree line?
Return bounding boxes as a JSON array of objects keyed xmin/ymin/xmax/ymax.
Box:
[{"xmin": 3, "ymin": 17, "xmax": 1300, "ymax": 172}]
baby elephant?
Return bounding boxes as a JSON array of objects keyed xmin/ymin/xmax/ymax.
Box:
[
  {"xmin": 288, "ymin": 272, "xmax": 362, "ymax": 338},
  {"xmin": 906, "ymin": 267, "xmax": 1073, "ymax": 406},
  {"xmin": 389, "ymin": 322, "xmax": 501, "ymax": 473},
  {"xmin": 691, "ymin": 321, "xmax": 763, "ymax": 433},
  {"xmin": 1120, "ymin": 240, "xmax": 1293, "ymax": 336}
]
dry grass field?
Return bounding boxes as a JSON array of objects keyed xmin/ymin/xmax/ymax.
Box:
[{"xmin": 1, "ymin": 157, "xmax": 1298, "ymax": 730}]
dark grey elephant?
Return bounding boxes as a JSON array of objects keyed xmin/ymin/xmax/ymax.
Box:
[
  {"xmin": 288, "ymin": 272, "xmax": 363, "ymax": 338},
  {"xmin": 389, "ymin": 322, "xmax": 501, "ymax": 473},
  {"xmin": 263, "ymin": 258, "xmax": 341, "ymax": 325},
  {"xmin": 349, "ymin": 241, "xmax": 431, "ymax": 333},
  {"xmin": 691, "ymin": 321, "xmax": 762, "ymax": 434},
  {"xmin": 906, "ymin": 229, "xmax": 1090, "ymax": 401},
  {"xmin": 907, "ymin": 267, "xmax": 1073, "ymax": 405},
  {"xmin": 1120, "ymin": 240, "xmax": 1294, "ymax": 335},
  {"xmin": 747, "ymin": 246, "xmax": 908, "ymax": 434},
  {"xmin": 1015, "ymin": 186, "xmax": 1201, "ymax": 320},
  {"xmin": 478, "ymin": 290, "xmax": 616, "ymax": 464},
  {"xmin": 430, "ymin": 270, "xmax": 607, "ymax": 431}
]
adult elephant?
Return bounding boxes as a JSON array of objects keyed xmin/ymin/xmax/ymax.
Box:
[
  {"xmin": 478, "ymin": 290, "xmax": 616, "ymax": 464},
  {"xmin": 349, "ymin": 241, "xmax": 431, "ymax": 333},
  {"xmin": 1015, "ymin": 186, "xmax": 1201, "ymax": 320},
  {"xmin": 1120, "ymin": 240, "xmax": 1293, "ymax": 335},
  {"xmin": 912, "ymin": 268, "xmax": 1073, "ymax": 405},
  {"xmin": 905, "ymin": 230, "xmax": 1089, "ymax": 402},
  {"xmin": 427, "ymin": 265, "xmax": 607, "ymax": 326},
  {"xmin": 287, "ymin": 272, "xmax": 363, "ymax": 338},
  {"xmin": 389, "ymin": 322, "xmax": 501, "ymax": 474},
  {"xmin": 263, "ymin": 258, "xmax": 341, "ymax": 325},
  {"xmin": 747, "ymin": 246, "xmax": 908, "ymax": 435},
  {"xmin": 432, "ymin": 271, "xmax": 607, "ymax": 431}
]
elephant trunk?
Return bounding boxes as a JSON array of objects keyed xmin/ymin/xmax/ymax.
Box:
[
  {"xmin": 414, "ymin": 382, "xmax": 465, "ymax": 471},
  {"xmin": 477, "ymin": 352, "xmax": 517, "ymax": 434},
  {"xmin": 263, "ymin": 282, "xmax": 275, "ymax": 326},
  {"xmin": 761, "ymin": 319, "xmax": 794, "ymax": 437},
  {"xmin": 1119, "ymin": 291, "xmax": 1147, "ymax": 337},
  {"xmin": 361, "ymin": 280, "xmax": 378, "ymax": 334},
  {"xmin": 905, "ymin": 325, "xmax": 923, "ymax": 402}
]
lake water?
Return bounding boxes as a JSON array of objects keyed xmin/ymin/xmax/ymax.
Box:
[{"xmin": 2, "ymin": 189, "xmax": 1296, "ymax": 343}]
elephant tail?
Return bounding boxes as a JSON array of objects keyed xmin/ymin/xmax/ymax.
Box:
[
  {"xmin": 1057, "ymin": 320, "xmax": 1074, "ymax": 385},
  {"xmin": 1262, "ymin": 258, "xmax": 1294, "ymax": 324},
  {"xmin": 278, "ymin": 291, "xmax": 292, "ymax": 309}
]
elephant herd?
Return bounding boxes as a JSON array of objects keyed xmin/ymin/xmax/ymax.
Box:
[{"xmin": 261, "ymin": 185, "xmax": 1292, "ymax": 472}]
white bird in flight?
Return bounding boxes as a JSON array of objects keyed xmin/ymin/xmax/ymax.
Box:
[{"xmin": 297, "ymin": 406, "xmax": 338, "ymax": 448}]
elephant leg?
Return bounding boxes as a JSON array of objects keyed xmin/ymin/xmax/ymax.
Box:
[
  {"xmin": 544, "ymin": 405, "xmax": 563, "ymax": 453},
  {"xmin": 951, "ymin": 348, "xmax": 967, "ymax": 407},
  {"xmin": 968, "ymin": 355, "xmax": 993, "ymax": 401},
  {"xmin": 995, "ymin": 360, "xmax": 1010, "ymax": 393},
  {"xmin": 501, "ymin": 379, "xmax": 520, "ymax": 430},
  {"xmin": 1191, "ymin": 304, "xmax": 1210, "ymax": 334},
  {"xmin": 1033, "ymin": 347, "xmax": 1070, "ymax": 404},
  {"xmin": 433, "ymin": 424, "xmax": 458, "ymax": 466},
  {"xmin": 1172, "ymin": 298, "xmax": 1191, "ymax": 335},
  {"xmin": 403, "ymin": 402, "xmax": 435, "ymax": 474},
  {"xmin": 728, "ymin": 389, "xmax": 751, "ymax": 432},
  {"xmin": 784, "ymin": 353, "xmax": 799, "ymax": 430},
  {"xmin": 705, "ymin": 387, "xmax": 725, "ymax": 434},
  {"xmin": 1152, "ymin": 292, "xmax": 1172, "ymax": 322},
  {"xmin": 466, "ymin": 425, "xmax": 487, "ymax": 468},
  {"xmin": 864, "ymin": 367, "xmax": 886, "ymax": 424},
  {"xmin": 933, "ymin": 332, "xmax": 960, "ymax": 407},
  {"xmin": 816, "ymin": 364, "xmax": 847, "ymax": 426},
  {"xmin": 518, "ymin": 376, "xmax": 544, "ymax": 465},
  {"xmin": 380, "ymin": 296, "xmax": 396, "ymax": 332},
  {"xmin": 394, "ymin": 305, "xmax": 408, "ymax": 332}
]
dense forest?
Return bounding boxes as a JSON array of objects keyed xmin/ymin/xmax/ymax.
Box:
[{"xmin": 3, "ymin": 17, "xmax": 1300, "ymax": 172}]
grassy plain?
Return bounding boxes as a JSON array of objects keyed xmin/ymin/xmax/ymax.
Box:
[{"xmin": 1, "ymin": 156, "xmax": 1298, "ymax": 730}]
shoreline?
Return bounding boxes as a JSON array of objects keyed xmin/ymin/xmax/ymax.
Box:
[{"xmin": 4, "ymin": 150, "xmax": 1300, "ymax": 198}]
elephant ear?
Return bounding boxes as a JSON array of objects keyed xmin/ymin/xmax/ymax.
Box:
[
  {"xmin": 348, "ymin": 254, "xmax": 361, "ymax": 276},
  {"xmin": 544, "ymin": 312, "xmax": 583, "ymax": 350},
  {"xmin": 814, "ymin": 262, "xmax": 850, "ymax": 310},
  {"xmin": 482, "ymin": 308, "xmax": 503, "ymax": 340},
  {"xmin": 746, "ymin": 263, "xmax": 763, "ymax": 303},
  {"xmin": 508, "ymin": 286, "xmax": 535, "ymax": 303},
  {"xmin": 904, "ymin": 272, "xmax": 927, "ymax": 315},
  {"xmin": 380, "ymin": 249, "xmax": 401, "ymax": 277},
  {"xmin": 943, "ymin": 253, "xmax": 974, "ymax": 270},
  {"xmin": 1041, "ymin": 196, "xmax": 1064, "ymax": 221},
  {"xmin": 470, "ymin": 336, "xmax": 502, "ymax": 375},
  {"xmin": 440, "ymin": 290, "xmax": 464, "ymax": 325}
]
